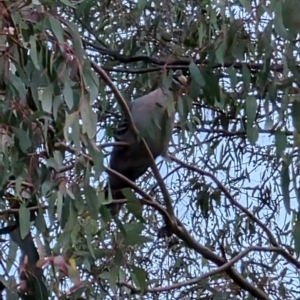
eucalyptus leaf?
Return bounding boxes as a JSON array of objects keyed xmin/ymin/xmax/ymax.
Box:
[
  {"xmin": 19, "ymin": 204, "xmax": 30, "ymax": 239},
  {"xmin": 84, "ymin": 184, "xmax": 99, "ymax": 220},
  {"xmin": 293, "ymin": 216, "xmax": 300, "ymax": 254},
  {"xmin": 41, "ymin": 84, "xmax": 53, "ymax": 113},
  {"xmin": 189, "ymin": 61, "xmax": 205, "ymax": 87},
  {"xmin": 281, "ymin": 163, "xmax": 291, "ymax": 214}
]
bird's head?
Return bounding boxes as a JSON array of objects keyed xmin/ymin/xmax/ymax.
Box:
[{"xmin": 171, "ymin": 74, "xmax": 189, "ymax": 95}]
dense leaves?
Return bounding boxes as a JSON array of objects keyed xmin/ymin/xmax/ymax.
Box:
[{"xmin": 0, "ymin": 0, "xmax": 300, "ymax": 299}]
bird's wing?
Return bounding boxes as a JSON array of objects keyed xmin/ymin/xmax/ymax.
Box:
[{"xmin": 114, "ymin": 101, "xmax": 133, "ymax": 140}]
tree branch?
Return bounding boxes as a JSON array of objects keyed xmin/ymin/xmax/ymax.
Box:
[
  {"xmin": 119, "ymin": 245, "xmax": 295, "ymax": 294},
  {"xmin": 84, "ymin": 39, "xmax": 285, "ymax": 74},
  {"xmin": 169, "ymin": 154, "xmax": 279, "ymax": 247}
]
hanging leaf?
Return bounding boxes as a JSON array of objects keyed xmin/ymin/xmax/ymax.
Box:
[
  {"xmin": 19, "ymin": 203, "xmax": 30, "ymax": 239},
  {"xmin": 86, "ymin": 140, "xmax": 104, "ymax": 179},
  {"xmin": 63, "ymin": 80, "xmax": 74, "ymax": 110},
  {"xmin": 242, "ymin": 65, "xmax": 251, "ymax": 90},
  {"xmin": 245, "ymin": 95, "xmax": 257, "ymax": 127},
  {"xmin": 41, "ymin": 84, "xmax": 53, "ymax": 113},
  {"xmin": 293, "ymin": 214, "xmax": 300, "ymax": 254},
  {"xmin": 189, "ymin": 61, "xmax": 205, "ymax": 87},
  {"xmin": 48, "ymin": 16, "xmax": 65, "ymax": 53},
  {"xmin": 280, "ymin": 162, "xmax": 291, "ymax": 214},
  {"xmin": 84, "ymin": 184, "xmax": 99, "ymax": 220},
  {"xmin": 123, "ymin": 188, "xmax": 143, "ymax": 219},
  {"xmin": 246, "ymin": 125, "xmax": 259, "ymax": 145},
  {"xmin": 274, "ymin": 1, "xmax": 290, "ymax": 40},
  {"xmin": 80, "ymin": 100, "xmax": 97, "ymax": 139},
  {"xmin": 29, "ymin": 35, "xmax": 40, "ymax": 70},
  {"xmin": 132, "ymin": 266, "xmax": 147, "ymax": 293},
  {"xmin": 13, "ymin": 128, "xmax": 32, "ymax": 153},
  {"xmin": 137, "ymin": 0, "xmax": 148, "ymax": 18},
  {"xmin": 275, "ymin": 131, "xmax": 287, "ymax": 158},
  {"xmin": 82, "ymin": 62, "xmax": 99, "ymax": 104},
  {"xmin": 291, "ymin": 100, "xmax": 300, "ymax": 132}
]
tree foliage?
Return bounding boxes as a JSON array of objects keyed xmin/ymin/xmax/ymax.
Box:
[{"xmin": 0, "ymin": 0, "xmax": 300, "ymax": 299}]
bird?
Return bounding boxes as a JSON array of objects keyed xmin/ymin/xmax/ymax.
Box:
[{"xmin": 105, "ymin": 73, "xmax": 188, "ymax": 213}]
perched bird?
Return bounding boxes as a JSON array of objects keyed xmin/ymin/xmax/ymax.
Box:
[{"xmin": 105, "ymin": 73, "xmax": 188, "ymax": 212}]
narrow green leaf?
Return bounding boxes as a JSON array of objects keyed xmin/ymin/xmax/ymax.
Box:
[
  {"xmin": 109, "ymin": 267, "xmax": 119, "ymax": 292},
  {"xmin": 84, "ymin": 184, "xmax": 99, "ymax": 220},
  {"xmin": 123, "ymin": 188, "xmax": 143, "ymax": 219},
  {"xmin": 41, "ymin": 84, "xmax": 53, "ymax": 113},
  {"xmin": 215, "ymin": 40, "xmax": 227, "ymax": 65},
  {"xmin": 275, "ymin": 131, "xmax": 287, "ymax": 158},
  {"xmin": 63, "ymin": 80, "xmax": 74, "ymax": 110},
  {"xmin": 8, "ymin": 73, "xmax": 27, "ymax": 99},
  {"xmin": 281, "ymin": 163, "xmax": 291, "ymax": 214},
  {"xmin": 71, "ymin": 115, "xmax": 81, "ymax": 153},
  {"xmin": 53, "ymin": 95, "xmax": 63, "ymax": 121},
  {"xmin": 19, "ymin": 204, "xmax": 30, "ymax": 239},
  {"xmin": 123, "ymin": 234, "xmax": 152, "ymax": 246},
  {"xmin": 86, "ymin": 140, "xmax": 104, "ymax": 179},
  {"xmin": 56, "ymin": 191, "xmax": 63, "ymax": 222},
  {"xmin": 245, "ymin": 95, "xmax": 257, "ymax": 127},
  {"xmin": 291, "ymin": 100, "xmax": 300, "ymax": 132},
  {"xmin": 13, "ymin": 128, "xmax": 31, "ymax": 153},
  {"xmin": 137, "ymin": 0, "xmax": 148, "ymax": 17},
  {"xmin": 203, "ymin": 71, "xmax": 220, "ymax": 103},
  {"xmin": 189, "ymin": 61, "xmax": 205, "ymax": 87},
  {"xmin": 115, "ymin": 248, "xmax": 124, "ymax": 267},
  {"xmin": 64, "ymin": 20, "xmax": 85, "ymax": 59},
  {"xmin": 293, "ymin": 215, "xmax": 300, "ymax": 254},
  {"xmin": 82, "ymin": 62, "xmax": 99, "ymax": 104},
  {"xmin": 29, "ymin": 35, "xmax": 40, "ymax": 70},
  {"xmin": 132, "ymin": 266, "xmax": 147, "ymax": 293},
  {"xmin": 48, "ymin": 16, "xmax": 64, "ymax": 50},
  {"xmin": 35, "ymin": 208, "xmax": 46, "ymax": 233},
  {"xmin": 123, "ymin": 222, "xmax": 144, "ymax": 234},
  {"xmin": 80, "ymin": 101, "xmax": 97, "ymax": 139},
  {"xmin": 61, "ymin": 198, "xmax": 76, "ymax": 232},
  {"xmin": 178, "ymin": 95, "xmax": 193, "ymax": 123},
  {"xmin": 242, "ymin": 65, "xmax": 251, "ymax": 89},
  {"xmin": 84, "ymin": 222, "xmax": 95, "ymax": 259},
  {"xmin": 189, "ymin": 78, "xmax": 201, "ymax": 98},
  {"xmin": 274, "ymin": 2, "xmax": 290, "ymax": 40},
  {"xmin": 282, "ymin": 0, "xmax": 300, "ymax": 36},
  {"xmin": 227, "ymin": 67, "xmax": 237, "ymax": 89},
  {"xmin": 294, "ymin": 130, "xmax": 300, "ymax": 148}
]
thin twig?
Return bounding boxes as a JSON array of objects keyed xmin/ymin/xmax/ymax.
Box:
[
  {"xmin": 169, "ymin": 154, "xmax": 279, "ymax": 247},
  {"xmin": 119, "ymin": 245, "xmax": 294, "ymax": 294}
]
